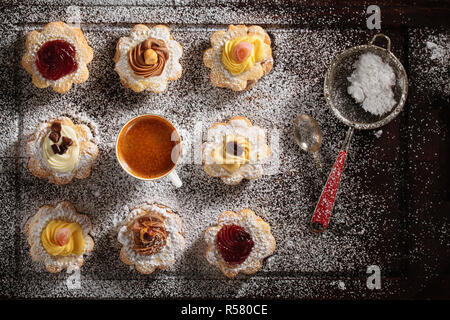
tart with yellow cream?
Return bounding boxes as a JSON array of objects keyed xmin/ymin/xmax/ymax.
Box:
[
  {"xmin": 202, "ymin": 116, "xmax": 271, "ymax": 185},
  {"xmin": 205, "ymin": 209, "xmax": 276, "ymax": 278},
  {"xmin": 26, "ymin": 117, "xmax": 98, "ymax": 185},
  {"xmin": 114, "ymin": 24, "xmax": 183, "ymax": 93},
  {"xmin": 118, "ymin": 202, "xmax": 185, "ymax": 274},
  {"xmin": 21, "ymin": 21, "xmax": 93, "ymax": 93},
  {"xmin": 203, "ymin": 25, "xmax": 273, "ymax": 91},
  {"xmin": 24, "ymin": 201, "xmax": 94, "ymax": 273}
]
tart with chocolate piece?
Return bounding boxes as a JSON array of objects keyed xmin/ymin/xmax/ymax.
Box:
[
  {"xmin": 114, "ymin": 24, "xmax": 183, "ymax": 93},
  {"xmin": 205, "ymin": 209, "xmax": 276, "ymax": 278},
  {"xmin": 118, "ymin": 202, "xmax": 185, "ymax": 274},
  {"xmin": 21, "ymin": 21, "xmax": 93, "ymax": 93},
  {"xmin": 26, "ymin": 117, "xmax": 98, "ymax": 185}
]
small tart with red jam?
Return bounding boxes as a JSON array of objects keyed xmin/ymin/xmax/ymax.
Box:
[
  {"xmin": 205, "ymin": 209, "xmax": 276, "ymax": 278},
  {"xmin": 203, "ymin": 25, "xmax": 273, "ymax": 91},
  {"xmin": 26, "ymin": 117, "xmax": 98, "ymax": 185},
  {"xmin": 114, "ymin": 24, "xmax": 183, "ymax": 93},
  {"xmin": 24, "ymin": 201, "xmax": 94, "ymax": 273},
  {"xmin": 118, "ymin": 202, "xmax": 185, "ymax": 274},
  {"xmin": 21, "ymin": 21, "xmax": 93, "ymax": 93}
]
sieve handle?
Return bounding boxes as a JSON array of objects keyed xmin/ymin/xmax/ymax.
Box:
[
  {"xmin": 311, "ymin": 127, "xmax": 354, "ymax": 232},
  {"xmin": 369, "ymin": 33, "xmax": 391, "ymax": 52}
]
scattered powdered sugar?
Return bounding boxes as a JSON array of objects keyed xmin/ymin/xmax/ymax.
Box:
[
  {"xmin": 26, "ymin": 116, "xmax": 98, "ymax": 183},
  {"xmin": 347, "ymin": 53, "xmax": 397, "ymax": 116},
  {"xmin": 202, "ymin": 118, "xmax": 271, "ymax": 185}
]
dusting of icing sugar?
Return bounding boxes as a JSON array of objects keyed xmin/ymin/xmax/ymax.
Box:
[
  {"xmin": 29, "ymin": 34, "xmax": 83, "ymax": 85},
  {"xmin": 426, "ymin": 41, "xmax": 445, "ymax": 61},
  {"xmin": 13, "ymin": 26, "xmax": 405, "ymax": 299},
  {"xmin": 205, "ymin": 209, "xmax": 275, "ymax": 277}
]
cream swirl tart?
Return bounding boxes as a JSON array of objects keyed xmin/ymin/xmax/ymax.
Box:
[
  {"xmin": 205, "ymin": 209, "xmax": 276, "ymax": 278},
  {"xmin": 21, "ymin": 21, "xmax": 93, "ymax": 94},
  {"xmin": 24, "ymin": 201, "xmax": 94, "ymax": 273},
  {"xmin": 202, "ymin": 116, "xmax": 271, "ymax": 185},
  {"xmin": 26, "ymin": 117, "xmax": 98, "ymax": 185},
  {"xmin": 114, "ymin": 24, "xmax": 183, "ymax": 93},
  {"xmin": 118, "ymin": 202, "xmax": 185, "ymax": 274},
  {"xmin": 203, "ymin": 24, "xmax": 273, "ymax": 91}
]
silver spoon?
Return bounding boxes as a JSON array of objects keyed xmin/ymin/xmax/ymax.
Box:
[{"xmin": 293, "ymin": 114, "xmax": 324, "ymax": 176}]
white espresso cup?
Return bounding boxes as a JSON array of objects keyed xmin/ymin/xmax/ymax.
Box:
[{"xmin": 115, "ymin": 114, "xmax": 182, "ymax": 188}]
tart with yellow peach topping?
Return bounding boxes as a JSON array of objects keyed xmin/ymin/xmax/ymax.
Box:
[
  {"xmin": 24, "ymin": 201, "xmax": 94, "ymax": 273},
  {"xmin": 117, "ymin": 202, "xmax": 185, "ymax": 274},
  {"xmin": 26, "ymin": 116, "xmax": 98, "ymax": 185},
  {"xmin": 114, "ymin": 24, "xmax": 183, "ymax": 93},
  {"xmin": 205, "ymin": 209, "xmax": 276, "ymax": 278},
  {"xmin": 202, "ymin": 116, "xmax": 271, "ymax": 185},
  {"xmin": 203, "ymin": 25, "xmax": 273, "ymax": 91},
  {"xmin": 21, "ymin": 21, "xmax": 93, "ymax": 93}
]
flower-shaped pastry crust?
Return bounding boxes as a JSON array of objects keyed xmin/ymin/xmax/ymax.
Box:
[
  {"xmin": 203, "ymin": 25, "xmax": 273, "ymax": 91},
  {"xmin": 24, "ymin": 201, "xmax": 94, "ymax": 273},
  {"xmin": 26, "ymin": 116, "xmax": 99, "ymax": 185},
  {"xmin": 114, "ymin": 24, "xmax": 183, "ymax": 93},
  {"xmin": 202, "ymin": 116, "xmax": 271, "ymax": 185},
  {"xmin": 205, "ymin": 209, "xmax": 276, "ymax": 278},
  {"xmin": 118, "ymin": 202, "xmax": 185, "ymax": 274},
  {"xmin": 21, "ymin": 21, "xmax": 93, "ymax": 93}
]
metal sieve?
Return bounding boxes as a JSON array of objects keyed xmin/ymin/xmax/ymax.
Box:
[{"xmin": 311, "ymin": 34, "xmax": 408, "ymax": 233}]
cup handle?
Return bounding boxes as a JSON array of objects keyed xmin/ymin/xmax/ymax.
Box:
[{"xmin": 167, "ymin": 170, "xmax": 182, "ymax": 188}]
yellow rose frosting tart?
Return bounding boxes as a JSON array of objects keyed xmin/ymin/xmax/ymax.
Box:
[
  {"xmin": 205, "ymin": 209, "xmax": 276, "ymax": 278},
  {"xmin": 24, "ymin": 201, "xmax": 94, "ymax": 273},
  {"xmin": 202, "ymin": 116, "xmax": 271, "ymax": 185},
  {"xmin": 26, "ymin": 116, "xmax": 99, "ymax": 185},
  {"xmin": 117, "ymin": 202, "xmax": 185, "ymax": 274},
  {"xmin": 203, "ymin": 25, "xmax": 273, "ymax": 91},
  {"xmin": 21, "ymin": 21, "xmax": 93, "ymax": 93},
  {"xmin": 114, "ymin": 24, "xmax": 183, "ymax": 93}
]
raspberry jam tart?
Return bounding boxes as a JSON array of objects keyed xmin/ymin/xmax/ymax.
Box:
[{"xmin": 21, "ymin": 21, "xmax": 93, "ymax": 93}]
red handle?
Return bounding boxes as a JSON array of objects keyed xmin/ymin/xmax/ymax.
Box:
[{"xmin": 311, "ymin": 150, "xmax": 347, "ymax": 232}]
